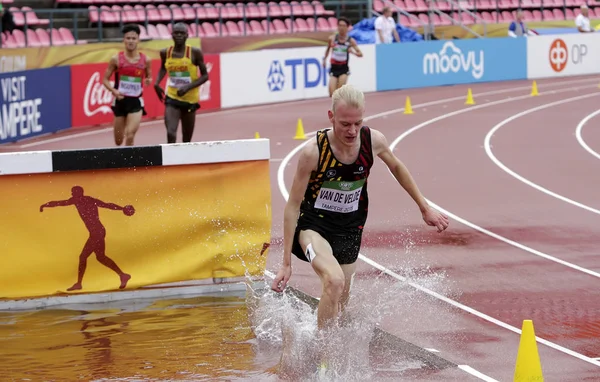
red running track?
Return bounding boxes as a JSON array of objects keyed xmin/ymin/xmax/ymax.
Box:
[{"xmin": 3, "ymin": 74, "xmax": 600, "ymax": 381}]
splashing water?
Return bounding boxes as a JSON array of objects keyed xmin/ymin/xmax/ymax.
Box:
[{"xmin": 241, "ymin": 257, "xmax": 454, "ymax": 382}]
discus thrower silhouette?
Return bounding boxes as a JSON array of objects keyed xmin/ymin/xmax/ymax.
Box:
[{"xmin": 40, "ymin": 186, "xmax": 133, "ymax": 292}]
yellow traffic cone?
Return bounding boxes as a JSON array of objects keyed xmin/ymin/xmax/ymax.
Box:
[
  {"xmin": 404, "ymin": 96, "xmax": 414, "ymax": 114},
  {"xmin": 531, "ymin": 81, "xmax": 539, "ymax": 96},
  {"xmin": 514, "ymin": 320, "xmax": 544, "ymax": 382},
  {"xmin": 465, "ymin": 88, "xmax": 475, "ymax": 105},
  {"xmin": 294, "ymin": 118, "xmax": 306, "ymax": 140},
  {"xmin": 254, "ymin": 132, "xmax": 260, "ymax": 139}
]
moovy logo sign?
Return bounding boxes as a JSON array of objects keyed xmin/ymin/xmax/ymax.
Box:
[{"xmin": 423, "ymin": 41, "xmax": 484, "ymax": 80}]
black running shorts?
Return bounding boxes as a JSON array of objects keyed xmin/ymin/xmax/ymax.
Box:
[
  {"xmin": 330, "ymin": 64, "xmax": 350, "ymax": 78},
  {"xmin": 165, "ymin": 96, "xmax": 200, "ymax": 113},
  {"xmin": 291, "ymin": 225, "xmax": 363, "ymax": 265},
  {"xmin": 111, "ymin": 97, "xmax": 146, "ymax": 117}
]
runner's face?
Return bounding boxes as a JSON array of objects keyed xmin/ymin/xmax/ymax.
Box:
[
  {"xmin": 337, "ymin": 21, "xmax": 348, "ymax": 35},
  {"xmin": 123, "ymin": 31, "xmax": 138, "ymax": 51},
  {"xmin": 172, "ymin": 27, "xmax": 188, "ymax": 45},
  {"xmin": 329, "ymin": 102, "xmax": 364, "ymax": 146}
]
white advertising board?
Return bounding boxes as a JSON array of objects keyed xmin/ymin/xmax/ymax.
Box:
[
  {"xmin": 527, "ymin": 33, "xmax": 600, "ymax": 79},
  {"xmin": 220, "ymin": 44, "xmax": 376, "ymax": 108}
]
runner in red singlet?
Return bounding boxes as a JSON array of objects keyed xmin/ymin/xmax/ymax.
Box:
[
  {"xmin": 322, "ymin": 17, "xmax": 363, "ymax": 98},
  {"xmin": 102, "ymin": 24, "xmax": 152, "ymax": 147}
]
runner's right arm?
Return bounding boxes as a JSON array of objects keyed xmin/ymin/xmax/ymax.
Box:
[
  {"xmin": 153, "ymin": 49, "xmax": 167, "ymax": 101},
  {"xmin": 102, "ymin": 55, "xmax": 122, "ymax": 99},
  {"xmin": 322, "ymin": 35, "xmax": 333, "ymax": 67},
  {"xmin": 271, "ymin": 141, "xmax": 318, "ymax": 292}
]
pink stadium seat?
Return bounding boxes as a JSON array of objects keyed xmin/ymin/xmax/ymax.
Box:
[
  {"xmin": 22, "ymin": 6, "xmax": 49, "ymax": 26},
  {"xmin": 188, "ymin": 23, "xmax": 200, "ymax": 37},
  {"xmin": 145, "ymin": 5, "xmax": 161, "ymax": 22},
  {"xmin": 156, "ymin": 23, "xmax": 171, "ymax": 39},
  {"xmin": 312, "ymin": 1, "xmax": 334, "ymax": 15},
  {"xmin": 203, "ymin": 4, "xmax": 219, "ymax": 19},
  {"xmin": 245, "ymin": 3, "xmax": 261, "ymax": 18},
  {"xmin": 564, "ymin": 8, "xmax": 575, "ymax": 19},
  {"xmin": 256, "ymin": 2, "xmax": 268, "ymax": 17},
  {"xmin": 542, "ymin": 9, "xmax": 554, "ymax": 20},
  {"xmin": 138, "ymin": 24, "xmax": 149, "ymax": 39},
  {"xmin": 553, "ymin": 8, "xmax": 564, "ymax": 20},
  {"xmin": 316, "ymin": 16, "xmax": 329, "ymax": 31},
  {"xmin": 50, "ymin": 28, "xmax": 65, "ymax": 45},
  {"xmin": 225, "ymin": 20, "xmax": 241, "ymax": 35},
  {"xmin": 146, "ymin": 24, "xmax": 160, "ymax": 39},
  {"xmin": 501, "ymin": 10, "xmax": 513, "ymax": 21},
  {"xmin": 9, "ymin": 7, "xmax": 24, "ymax": 26},
  {"xmin": 373, "ymin": 0, "xmax": 384, "ymax": 12},
  {"xmin": 249, "ymin": 19, "xmax": 264, "ymax": 34},
  {"xmin": 531, "ymin": 10, "xmax": 542, "ymax": 20},
  {"xmin": 35, "ymin": 28, "xmax": 50, "ymax": 46},
  {"xmin": 294, "ymin": 17, "xmax": 310, "ymax": 32},
  {"xmin": 289, "ymin": 1, "xmax": 303, "ymax": 16},
  {"xmin": 2, "ymin": 33, "xmax": 17, "ymax": 48},
  {"xmin": 12, "ymin": 29, "xmax": 26, "ymax": 47},
  {"xmin": 170, "ymin": 4, "xmax": 185, "ymax": 21},
  {"xmin": 191, "ymin": 4, "xmax": 208, "ymax": 20},
  {"xmin": 181, "ymin": 4, "xmax": 196, "ymax": 21},
  {"xmin": 202, "ymin": 22, "xmax": 217, "ymax": 37},
  {"xmin": 24, "ymin": 28, "xmax": 42, "ymax": 47}
]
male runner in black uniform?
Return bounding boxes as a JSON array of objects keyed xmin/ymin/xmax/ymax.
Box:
[
  {"xmin": 271, "ymin": 84, "xmax": 449, "ymax": 337},
  {"xmin": 322, "ymin": 17, "xmax": 363, "ymax": 97}
]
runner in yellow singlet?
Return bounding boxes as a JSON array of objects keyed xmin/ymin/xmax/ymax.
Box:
[{"xmin": 154, "ymin": 23, "xmax": 209, "ymax": 143}]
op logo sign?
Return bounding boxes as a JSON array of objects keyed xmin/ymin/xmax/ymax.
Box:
[
  {"xmin": 549, "ymin": 39, "xmax": 568, "ymax": 72},
  {"xmin": 423, "ymin": 41, "xmax": 484, "ymax": 80}
]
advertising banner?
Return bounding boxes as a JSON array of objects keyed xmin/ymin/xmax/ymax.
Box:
[
  {"xmin": 0, "ymin": 159, "xmax": 271, "ymax": 299},
  {"xmin": 375, "ymin": 37, "xmax": 527, "ymax": 91},
  {"xmin": 70, "ymin": 54, "xmax": 221, "ymax": 128},
  {"xmin": 0, "ymin": 67, "xmax": 72, "ymax": 144},
  {"xmin": 220, "ymin": 45, "xmax": 377, "ymax": 108},
  {"xmin": 527, "ymin": 33, "xmax": 600, "ymax": 79},
  {"xmin": 0, "ymin": 37, "xmax": 202, "ymax": 73}
]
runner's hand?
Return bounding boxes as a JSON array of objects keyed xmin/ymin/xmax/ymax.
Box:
[
  {"xmin": 112, "ymin": 89, "xmax": 124, "ymax": 100},
  {"xmin": 177, "ymin": 85, "xmax": 190, "ymax": 97},
  {"xmin": 271, "ymin": 265, "xmax": 292, "ymax": 293},
  {"xmin": 144, "ymin": 78, "xmax": 152, "ymax": 86},
  {"xmin": 422, "ymin": 206, "xmax": 449, "ymax": 233},
  {"xmin": 154, "ymin": 84, "xmax": 164, "ymax": 101}
]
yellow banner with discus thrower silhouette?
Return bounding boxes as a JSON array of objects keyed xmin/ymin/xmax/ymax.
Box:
[{"xmin": 0, "ymin": 147, "xmax": 272, "ymax": 300}]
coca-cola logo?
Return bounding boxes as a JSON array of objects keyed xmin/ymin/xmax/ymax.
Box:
[{"xmin": 83, "ymin": 71, "xmax": 114, "ymax": 117}]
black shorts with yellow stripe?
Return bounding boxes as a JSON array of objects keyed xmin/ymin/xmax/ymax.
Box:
[{"xmin": 165, "ymin": 96, "xmax": 200, "ymax": 113}]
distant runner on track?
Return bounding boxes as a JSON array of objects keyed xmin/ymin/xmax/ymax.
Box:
[
  {"xmin": 271, "ymin": 84, "xmax": 449, "ymax": 368},
  {"xmin": 322, "ymin": 16, "xmax": 363, "ymax": 98},
  {"xmin": 154, "ymin": 22, "xmax": 209, "ymax": 144},
  {"xmin": 103, "ymin": 24, "xmax": 151, "ymax": 147}
]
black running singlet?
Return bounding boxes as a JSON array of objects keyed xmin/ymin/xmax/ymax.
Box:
[
  {"xmin": 298, "ymin": 126, "xmax": 374, "ymax": 233},
  {"xmin": 330, "ymin": 34, "xmax": 351, "ymax": 66}
]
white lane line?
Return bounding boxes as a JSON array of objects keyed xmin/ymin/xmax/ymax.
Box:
[
  {"xmin": 484, "ymin": 92, "xmax": 600, "ymax": 216},
  {"xmin": 13, "ymin": 76, "xmax": 594, "ymax": 151},
  {"xmin": 388, "ymin": 88, "xmax": 600, "ymax": 279},
  {"xmin": 575, "ymin": 108, "xmax": 600, "ymax": 161},
  {"xmin": 458, "ymin": 365, "xmax": 500, "ymax": 382},
  {"xmin": 277, "ymin": 79, "xmax": 596, "ymax": 201},
  {"xmin": 276, "ymin": 82, "xmax": 600, "ymax": 372}
]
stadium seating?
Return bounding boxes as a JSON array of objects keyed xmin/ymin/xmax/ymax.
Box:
[
  {"xmin": 373, "ymin": 0, "xmax": 599, "ymax": 27},
  {"xmin": 1, "ymin": 0, "xmax": 599, "ymax": 48}
]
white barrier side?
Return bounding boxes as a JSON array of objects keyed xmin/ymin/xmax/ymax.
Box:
[
  {"xmin": 527, "ymin": 33, "xmax": 600, "ymax": 79},
  {"xmin": 220, "ymin": 45, "xmax": 377, "ymax": 108}
]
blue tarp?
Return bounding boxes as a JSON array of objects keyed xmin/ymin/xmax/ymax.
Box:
[{"xmin": 349, "ymin": 17, "xmax": 424, "ymax": 43}]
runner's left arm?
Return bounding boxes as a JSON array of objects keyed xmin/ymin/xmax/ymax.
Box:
[
  {"xmin": 189, "ymin": 48, "xmax": 209, "ymax": 90},
  {"xmin": 349, "ymin": 38, "xmax": 363, "ymax": 57}
]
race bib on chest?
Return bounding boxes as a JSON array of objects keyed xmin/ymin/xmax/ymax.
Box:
[
  {"xmin": 117, "ymin": 75, "xmax": 142, "ymax": 97},
  {"xmin": 314, "ymin": 178, "xmax": 365, "ymax": 213},
  {"xmin": 168, "ymin": 71, "xmax": 192, "ymax": 88}
]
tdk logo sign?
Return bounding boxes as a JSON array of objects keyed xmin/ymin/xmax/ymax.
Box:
[
  {"xmin": 423, "ymin": 42, "xmax": 484, "ymax": 80},
  {"xmin": 267, "ymin": 58, "xmax": 327, "ymax": 92}
]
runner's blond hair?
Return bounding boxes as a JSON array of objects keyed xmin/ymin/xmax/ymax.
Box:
[{"xmin": 332, "ymin": 84, "xmax": 365, "ymax": 112}]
